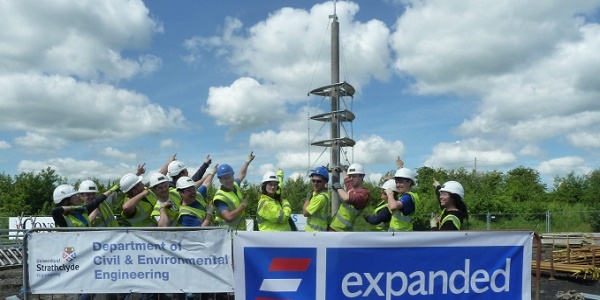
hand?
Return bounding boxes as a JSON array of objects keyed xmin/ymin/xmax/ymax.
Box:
[
  {"xmin": 433, "ymin": 178, "xmax": 440, "ymax": 188},
  {"xmin": 277, "ymin": 168, "xmax": 284, "ymax": 178},
  {"xmin": 109, "ymin": 184, "xmax": 120, "ymax": 192},
  {"xmin": 246, "ymin": 151, "xmax": 255, "ymax": 163},
  {"xmin": 136, "ymin": 163, "xmax": 146, "ymax": 176},
  {"xmin": 70, "ymin": 206, "xmax": 87, "ymax": 214},
  {"xmin": 205, "ymin": 204, "xmax": 215, "ymax": 215},
  {"xmin": 169, "ymin": 153, "xmax": 177, "ymax": 162},
  {"xmin": 332, "ymin": 182, "xmax": 343, "ymax": 190},
  {"xmin": 204, "ymin": 155, "xmax": 212, "ymax": 165},
  {"xmin": 396, "ymin": 156, "xmax": 404, "ymax": 168},
  {"xmin": 161, "ymin": 201, "xmax": 173, "ymax": 210},
  {"xmin": 385, "ymin": 188, "xmax": 394, "ymax": 197},
  {"xmin": 240, "ymin": 196, "xmax": 248, "ymax": 208},
  {"xmin": 210, "ymin": 164, "xmax": 219, "ymax": 176},
  {"xmin": 430, "ymin": 215, "xmax": 438, "ymax": 228}
]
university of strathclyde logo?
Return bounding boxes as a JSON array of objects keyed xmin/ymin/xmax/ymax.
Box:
[
  {"xmin": 62, "ymin": 246, "xmax": 77, "ymax": 262},
  {"xmin": 244, "ymin": 247, "xmax": 317, "ymax": 299}
]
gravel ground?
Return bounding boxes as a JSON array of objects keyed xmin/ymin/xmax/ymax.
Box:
[{"xmin": 2, "ymin": 267, "xmax": 599, "ymax": 300}]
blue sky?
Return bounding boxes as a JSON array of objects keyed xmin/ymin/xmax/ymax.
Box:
[{"xmin": 1, "ymin": 0, "xmax": 600, "ymax": 188}]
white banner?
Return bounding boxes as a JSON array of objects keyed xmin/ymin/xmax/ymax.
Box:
[
  {"xmin": 9, "ymin": 216, "xmax": 55, "ymax": 239},
  {"xmin": 26, "ymin": 228, "xmax": 234, "ymax": 294},
  {"xmin": 233, "ymin": 231, "xmax": 533, "ymax": 300},
  {"xmin": 291, "ymin": 214, "xmax": 306, "ymax": 231}
]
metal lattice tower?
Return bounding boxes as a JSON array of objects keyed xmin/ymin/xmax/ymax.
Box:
[{"xmin": 308, "ymin": 8, "xmax": 356, "ymax": 217}]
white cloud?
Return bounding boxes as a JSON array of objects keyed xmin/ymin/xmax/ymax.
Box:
[
  {"xmin": 388, "ymin": 0, "xmax": 600, "ymax": 178},
  {"xmin": 0, "ymin": 140, "xmax": 11, "ymax": 149},
  {"xmin": 100, "ymin": 147, "xmax": 137, "ymax": 161},
  {"xmin": 518, "ymin": 145, "xmax": 544, "ymax": 157},
  {"xmin": 160, "ymin": 139, "xmax": 179, "ymax": 148},
  {"xmin": 0, "ymin": 0, "xmax": 162, "ymax": 81},
  {"xmin": 0, "ymin": 74, "xmax": 185, "ymax": 141},
  {"xmin": 18, "ymin": 157, "xmax": 134, "ymax": 182},
  {"xmin": 194, "ymin": 2, "xmax": 391, "ymax": 135},
  {"xmin": 15, "ymin": 132, "xmax": 66, "ymax": 153},
  {"xmin": 351, "ymin": 135, "xmax": 405, "ymax": 166},
  {"xmin": 567, "ymin": 131, "xmax": 600, "ymax": 148},
  {"xmin": 203, "ymin": 77, "xmax": 287, "ymax": 132},
  {"xmin": 425, "ymin": 138, "xmax": 516, "ymax": 170},
  {"xmin": 537, "ymin": 156, "xmax": 592, "ymax": 177}
]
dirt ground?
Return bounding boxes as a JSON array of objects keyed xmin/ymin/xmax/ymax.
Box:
[{"xmin": 2, "ymin": 266, "xmax": 600, "ymax": 300}]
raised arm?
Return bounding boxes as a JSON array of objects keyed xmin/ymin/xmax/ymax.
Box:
[
  {"xmin": 159, "ymin": 153, "xmax": 177, "ymax": 175},
  {"xmin": 237, "ymin": 151, "xmax": 255, "ymax": 181}
]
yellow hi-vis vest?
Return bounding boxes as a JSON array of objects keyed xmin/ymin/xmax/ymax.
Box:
[
  {"xmin": 63, "ymin": 212, "xmax": 90, "ymax": 227},
  {"xmin": 149, "ymin": 189, "xmax": 182, "ymax": 227},
  {"xmin": 439, "ymin": 209, "xmax": 462, "ymax": 230},
  {"xmin": 91, "ymin": 201, "xmax": 119, "ymax": 227},
  {"xmin": 256, "ymin": 194, "xmax": 291, "ymax": 231},
  {"xmin": 121, "ymin": 187, "xmax": 157, "ymax": 227},
  {"xmin": 390, "ymin": 192, "xmax": 420, "ymax": 231},
  {"xmin": 372, "ymin": 201, "xmax": 390, "ymax": 231},
  {"xmin": 305, "ymin": 191, "xmax": 330, "ymax": 232},
  {"xmin": 330, "ymin": 200, "xmax": 364, "ymax": 232},
  {"xmin": 213, "ymin": 182, "xmax": 246, "ymax": 230},
  {"xmin": 177, "ymin": 204, "xmax": 208, "ymax": 226}
]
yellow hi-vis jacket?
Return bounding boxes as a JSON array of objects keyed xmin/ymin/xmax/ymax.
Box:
[
  {"xmin": 305, "ymin": 190, "xmax": 330, "ymax": 232},
  {"xmin": 372, "ymin": 201, "xmax": 391, "ymax": 231},
  {"xmin": 213, "ymin": 182, "xmax": 246, "ymax": 230},
  {"xmin": 149, "ymin": 189, "xmax": 182, "ymax": 227},
  {"xmin": 390, "ymin": 192, "xmax": 420, "ymax": 231},
  {"xmin": 330, "ymin": 201, "xmax": 364, "ymax": 232},
  {"xmin": 91, "ymin": 201, "xmax": 119, "ymax": 227},
  {"xmin": 63, "ymin": 212, "xmax": 91, "ymax": 227},
  {"xmin": 439, "ymin": 208, "xmax": 462, "ymax": 230},
  {"xmin": 121, "ymin": 187, "xmax": 157, "ymax": 227},
  {"xmin": 178, "ymin": 204, "xmax": 208, "ymax": 226},
  {"xmin": 256, "ymin": 194, "xmax": 291, "ymax": 231}
]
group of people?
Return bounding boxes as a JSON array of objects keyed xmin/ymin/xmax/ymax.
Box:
[{"xmin": 51, "ymin": 152, "xmax": 469, "ymax": 233}]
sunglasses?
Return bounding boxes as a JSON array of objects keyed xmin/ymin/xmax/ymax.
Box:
[
  {"xmin": 312, "ymin": 179, "xmax": 323, "ymax": 184},
  {"xmin": 395, "ymin": 178, "xmax": 410, "ymax": 184}
]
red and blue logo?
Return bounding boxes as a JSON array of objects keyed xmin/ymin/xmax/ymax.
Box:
[{"xmin": 244, "ymin": 247, "xmax": 316, "ymax": 299}]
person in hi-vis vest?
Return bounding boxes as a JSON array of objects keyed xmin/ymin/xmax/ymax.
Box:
[
  {"xmin": 147, "ymin": 172, "xmax": 182, "ymax": 227},
  {"xmin": 363, "ymin": 179, "xmax": 396, "ymax": 231},
  {"xmin": 120, "ymin": 173, "xmax": 158, "ymax": 227},
  {"xmin": 329, "ymin": 163, "xmax": 370, "ymax": 231},
  {"xmin": 52, "ymin": 183, "xmax": 118, "ymax": 228},
  {"xmin": 385, "ymin": 167, "xmax": 420, "ymax": 231},
  {"xmin": 431, "ymin": 179, "xmax": 468, "ymax": 230},
  {"xmin": 257, "ymin": 170, "xmax": 292, "ymax": 231},
  {"xmin": 78, "ymin": 180, "xmax": 120, "ymax": 227},
  {"xmin": 213, "ymin": 151, "xmax": 254, "ymax": 230},
  {"xmin": 303, "ymin": 166, "xmax": 331, "ymax": 232}
]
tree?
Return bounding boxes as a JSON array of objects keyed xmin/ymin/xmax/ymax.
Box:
[{"xmin": 503, "ymin": 166, "xmax": 547, "ymax": 213}]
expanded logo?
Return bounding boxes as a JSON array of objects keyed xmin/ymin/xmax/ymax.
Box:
[
  {"xmin": 62, "ymin": 246, "xmax": 77, "ymax": 262},
  {"xmin": 244, "ymin": 247, "xmax": 316, "ymax": 299}
]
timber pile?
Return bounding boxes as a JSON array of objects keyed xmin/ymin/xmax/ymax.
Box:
[
  {"xmin": 540, "ymin": 233, "xmax": 600, "ymax": 247},
  {"xmin": 534, "ymin": 245, "xmax": 600, "ymax": 280}
]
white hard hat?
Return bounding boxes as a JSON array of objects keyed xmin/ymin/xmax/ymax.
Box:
[
  {"xmin": 176, "ymin": 176, "xmax": 195, "ymax": 190},
  {"xmin": 149, "ymin": 172, "xmax": 168, "ymax": 188},
  {"xmin": 53, "ymin": 184, "xmax": 78, "ymax": 204},
  {"xmin": 381, "ymin": 179, "xmax": 398, "ymax": 192},
  {"xmin": 439, "ymin": 181, "xmax": 464, "ymax": 199},
  {"xmin": 78, "ymin": 180, "xmax": 98, "ymax": 193},
  {"xmin": 120, "ymin": 173, "xmax": 142, "ymax": 193},
  {"xmin": 394, "ymin": 168, "xmax": 415, "ymax": 181},
  {"xmin": 262, "ymin": 171, "xmax": 278, "ymax": 184},
  {"xmin": 168, "ymin": 161, "xmax": 187, "ymax": 177},
  {"xmin": 347, "ymin": 163, "xmax": 365, "ymax": 175}
]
